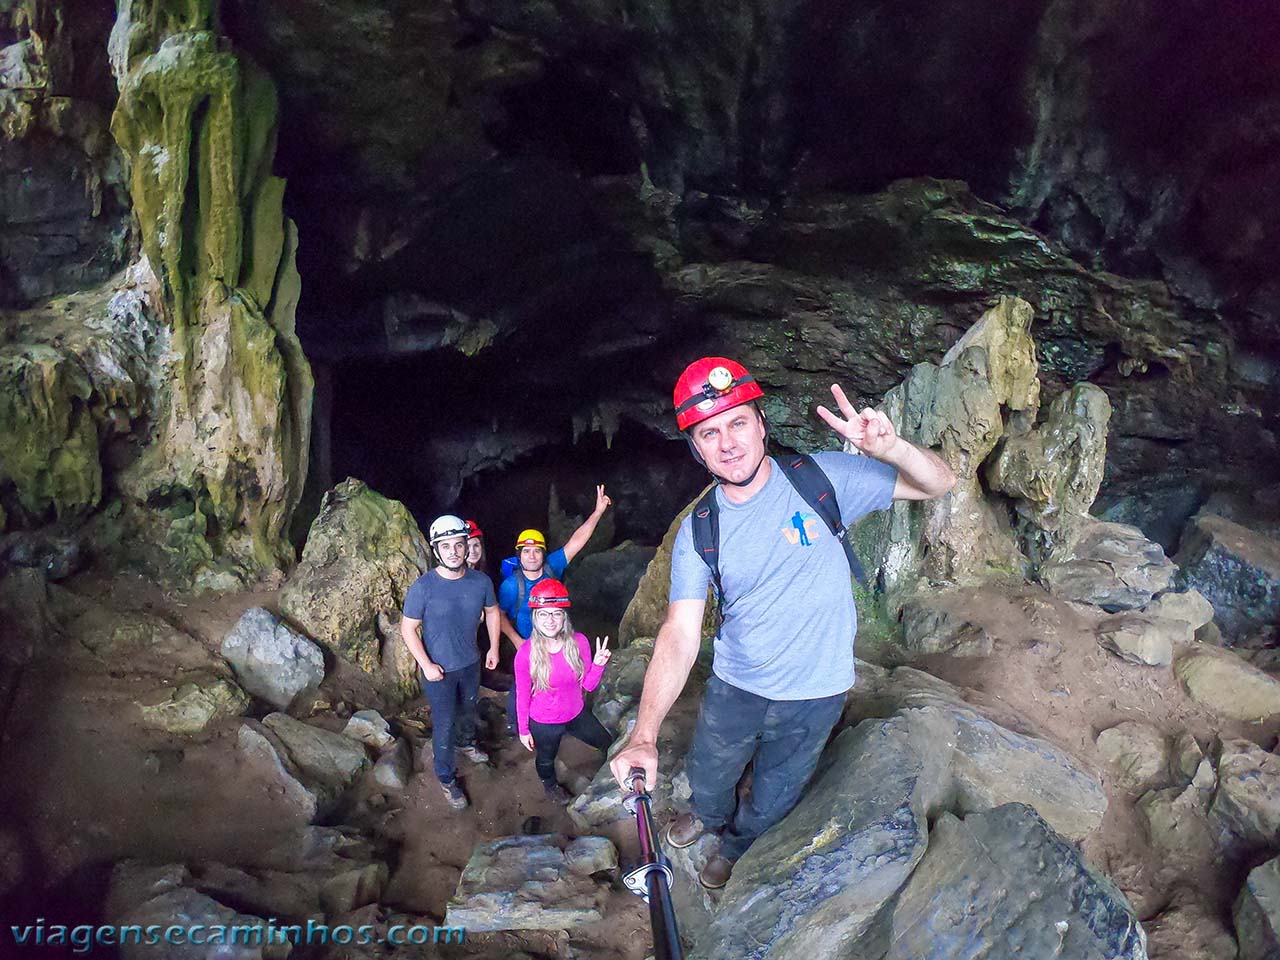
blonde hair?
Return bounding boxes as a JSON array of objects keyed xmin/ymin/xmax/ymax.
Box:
[{"xmin": 528, "ymin": 612, "xmax": 583, "ymax": 693}]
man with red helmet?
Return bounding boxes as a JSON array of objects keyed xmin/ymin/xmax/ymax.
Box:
[{"xmin": 610, "ymin": 357, "xmax": 956, "ymax": 888}]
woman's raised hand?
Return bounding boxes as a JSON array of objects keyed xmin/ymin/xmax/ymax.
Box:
[{"xmin": 593, "ymin": 636, "xmax": 612, "ymax": 666}]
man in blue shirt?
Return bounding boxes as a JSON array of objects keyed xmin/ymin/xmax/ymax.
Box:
[
  {"xmin": 402, "ymin": 515, "xmax": 500, "ymax": 810},
  {"xmin": 498, "ymin": 485, "xmax": 612, "ymax": 730}
]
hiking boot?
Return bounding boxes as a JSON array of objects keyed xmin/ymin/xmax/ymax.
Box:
[
  {"xmin": 699, "ymin": 854, "xmax": 734, "ymax": 890},
  {"xmin": 543, "ymin": 781, "xmax": 573, "ymax": 804},
  {"xmin": 459, "ymin": 744, "xmax": 490, "ymax": 764},
  {"xmin": 665, "ymin": 812, "xmax": 705, "ymax": 849},
  {"xmin": 440, "ymin": 780, "xmax": 468, "ymax": 810}
]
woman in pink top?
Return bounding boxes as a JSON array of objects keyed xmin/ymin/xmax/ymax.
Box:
[{"xmin": 515, "ymin": 578, "xmax": 613, "ymax": 803}]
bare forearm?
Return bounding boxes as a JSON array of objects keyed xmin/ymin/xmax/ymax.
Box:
[
  {"xmin": 500, "ymin": 612, "xmax": 524, "ymax": 648},
  {"xmin": 881, "ymin": 437, "xmax": 955, "ymax": 497},
  {"xmin": 484, "ymin": 607, "xmax": 501, "ymax": 654},
  {"xmin": 633, "ymin": 625, "xmax": 699, "ymax": 743},
  {"xmin": 399, "ymin": 621, "xmax": 435, "ymax": 671},
  {"xmin": 563, "ymin": 510, "xmax": 604, "ymax": 561}
]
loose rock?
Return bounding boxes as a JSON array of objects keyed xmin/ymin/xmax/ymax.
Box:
[
  {"xmin": 1235, "ymin": 856, "xmax": 1280, "ymax": 960},
  {"xmin": 1176, "ymin": 513, "xmax": 1280, "ymax": 646},
  {"xmin": 1175, "ymin": 647, "xmax": 1280, "ymax": 720},
  {"xmin": 1040, "ymin": 520, "xmax": 1177, "ymax": 610},
  {"xmin": 1096, "ymin": 720, "xmax": 1169, "ymax": 792},
  {"xmin": 221, "ymin": 607, "xmax": 325, "ymax": 710}
]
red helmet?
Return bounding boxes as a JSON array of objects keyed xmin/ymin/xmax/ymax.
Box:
[
  {"xmin": 528, "ymin": 578, "xmax": 571, "ymax": 609},
  {"xmin": 465, "ymin": 519, "xmax": 483, "ymax": 539},
  {"xmin": 673, "ymin": 357, "xmax": 764, "ymax": 431}
]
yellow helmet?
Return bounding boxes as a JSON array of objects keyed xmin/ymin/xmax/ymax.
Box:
[{"xmin": 515, "ymin": 528, "xmax": 547, "ymax": 549}]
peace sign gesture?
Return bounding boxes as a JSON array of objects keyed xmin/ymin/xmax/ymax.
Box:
[
  {"xmin": 593, "ymin": 636, "xmax": 612, "ymax": 666},
  {"xmin": 815, "ymin": 384, "xmax": 901, "ymax": 459}
]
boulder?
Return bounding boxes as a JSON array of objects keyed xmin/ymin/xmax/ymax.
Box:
[
  {"xmin": 106, "ymin": 862, "xmax": 289, "ymax": 960},
  {"xmin": 442, "ymin": 835, "xmax": 612, "ymax": 932},
  {"xmin": 1095, "ymin": 720, "xmax": 1169, "ymax": 793},
  {"xmin": 1039, "ymin": 520, "xmax": 1177, "ymax": 610},
  {"xmin": 986, "ymin": 381, "xmax": 1112, "ymax": 564},
  {"xmin": 619, "ymin": 494, "xmax": 716, "ymax": 647},
  {"xmin": 1138, "ymin": 782, "xmax": 1217, "ymax": 866},
  {"xmin": 341, "ymin": 710, "xmax": 394, "ymax": 749},
  {"xmin": 899, "ymin": 591, "xmax": 994, "ymax": 657},
  {"xmin": 1235, "ymin": 856, "xmax": 1280, "ymax": 960},
  {"xmin": 1168, "ymin": 731, "xmax": 1206, "ymax": 785},
  {"xmin": 564, "ymin": 539, "xmax": 656, "ymax": 622},
  {"xmin": 1210, "ymin": 739, "xmax": 1280, "ymax": 850},
  {"xmin": 280, "ymin": 479, "xmax": 430, "ymax": 704},
  {"xmin": 864, "ymin": 296, "xmax": 1037, "ymax": 608},
  {"xmin": 564, "ymin": 836, "xmax": 618, "ymax": 877},
  {"xmin": 876, "ymin": 805, "xmax": 1145, "ymax": 960},
  {"xmin": 221, "ymin": 607, "xmax": 325, "ymax": 710},
  {"xmin": 701, "ymin": 715, "xmax": 932, "ymax": 959},
  {"xmin": 700, "ymin": 705, "xmax": 1107, "ymax": 959},
  {"xmin": 236, "ymin": 716, "xmax": 369, "ymax": 822},
  {"xmin": 372, "ymin": 739, "xmax": 412, "ymax": 791},
  {"xmin": 1096, "ymin": 612, "xmax": 1182, "ymax": 666},
  {"xmin": 137, "ymin": 676, "xmax": 249, "ymax": 735},
  {"xmin": 591, "ymin": 637, "xmax": 652, "ymax": 727},
  {"xmin": 1141, "ymin": 588, "xmax": 1215, "ymax": 632},
  {"xmin": 261, "ymin": 713, "xmax": 371, "ymax": 812},
  {"xmin": 1176, "ymin": 513, "xmax": 1280, "ymax": 646},
  {"xmin": 1174, "ymin": 647, "xmax": 1280, "ymax": 721}
]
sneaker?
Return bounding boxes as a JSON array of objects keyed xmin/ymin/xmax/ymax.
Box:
[
  {"xmin": 459, "ymin": 744, "xmax": 490, "ymax": 764},
  {"xmin": 699, "ymin": 854, "xmax": 734, "ymax": 890},
  {"xmin": 665, "ymin": 812, "xmax": 706, "ymax": 849},
  {"xmin": 440, "ymin": 780, "xmax": 468, "ymax": 810},
  {"xmin": 543, "ymin": 782, "xmax": 573, "ymax": 804}
]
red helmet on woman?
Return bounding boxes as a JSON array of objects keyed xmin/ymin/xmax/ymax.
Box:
[
  {"xmin": 465, "ymin": 519, "xmax": 483, "ymax": 539},
  {"xmin": 528, "ymin": 578, "xmax": 572, "ymax": 609},
  {"xmin": 673, "ymin": 357, "xmax": 764, "ymax": 431}
]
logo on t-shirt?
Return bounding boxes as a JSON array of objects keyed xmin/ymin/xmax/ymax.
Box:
[{"xmin": 781, "ymin": 511, "xmax": 823, "ymax": 546}]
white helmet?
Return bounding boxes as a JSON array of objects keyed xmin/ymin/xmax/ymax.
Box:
[{"xmin": 428, "ymin": 514, "xmax": 469, "ymax": 544}]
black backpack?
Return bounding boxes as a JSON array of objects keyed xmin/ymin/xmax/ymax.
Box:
[{"xmin": 691, "ymin": 454, "xmax": 868, "ymax": 609}]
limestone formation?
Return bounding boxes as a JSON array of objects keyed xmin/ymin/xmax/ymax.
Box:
[
  {"xmin": 1096, "ymin": 613, "xmax": 1183, "ymax": 666},
  {"xmin": 279, "ymin": 479, "xmax": 429, "ymax": 703},
  {"xmin": 867, "ymin": 296, "xmax": 1038, "ymax": 609},
  {"xmin": 1176, "ymin": 514, "xmax": 1280, "ymax": 646},
  {"xmin": 1235, "ymin": 856, "xmax": 1280, "ymax": 960},
  {"xmin": 1174, "ymin": 648, "xmax": 1280, "ymax": 721},
  {"xmin": 341, "ymin": 710, "xmax": 394, "ymax": 750},
  {"xmin": 987, "ymin": 381, "xmax": 1112, "ymax": 564},
  {"xmin": 875, "ymin": 805, "xmax": 1145, "ymax": 960},
  {"xmin": 619, "ymin": 493, "xmax": 715, "ymax": 646},
  {"xmin": 443, "ymin": 835, "xmax": 613, "ymax": 932},
  {"xmin": 1040, "ymin": 520, "xmax": 1177, "ymax": 610},
  {"xmin": 697, "ymin": 704, "xmax": 1107, "ymax": 958},
  {"xmin": 108, "ymin": 0, "xmax": 313, "ymax": 585},
  {"xmin": 1210, "ymin": 739, "xmax": 1280, "ymax": 851},
  {"xmin": 136, "ymin": 676, "xmax": 249, "ymax": 735},
  {"xmin": 590, "ymin": 636, "xmax": 652, "ymax": 727},
  {"xmin": 221, "ymin": 607, "xmax": 325, "ymax": 710}
]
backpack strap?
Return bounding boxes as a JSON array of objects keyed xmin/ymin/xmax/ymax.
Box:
[
  {"xmin": 782, "ymin": 454, "xmax": 869, "ymax": 587},
  {"xmin": 690, "ymin": 487, "xmax": 725, "ymax": 611},
  {"xmin": 515, "ymin": 569, "xmax": 528, "ymax": 614}
]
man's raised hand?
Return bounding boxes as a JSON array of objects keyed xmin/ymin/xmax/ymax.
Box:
[
  {"xmin": 594, "ymin": 484, "xmax": 613, "ymax": 516},
  {"xmin": 593, "ymin": 636, "xmax": 612, "ymax": 666},
  {"xmin": 815, "ymin": 383, "xmax": 900, "ymax": 459}
]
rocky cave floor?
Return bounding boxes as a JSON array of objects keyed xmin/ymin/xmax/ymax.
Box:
[{"xmin": 2, "ymin": 564, "xmax": 1276, "ymax": 959}]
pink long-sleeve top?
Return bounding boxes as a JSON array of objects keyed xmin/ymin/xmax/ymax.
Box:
[{"xmin": 514, "ymin": 633, "xmax": 606, "ymax": 736}]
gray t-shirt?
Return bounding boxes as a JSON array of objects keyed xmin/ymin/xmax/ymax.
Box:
[
  {"xmin": 402, "ymin": 568, "xmax": 496, "ymax": 672},
  {"xmin": 670, "ymin": 452, "xmax": 897, "ymax": 700}
]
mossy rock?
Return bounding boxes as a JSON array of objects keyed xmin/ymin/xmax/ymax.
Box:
[
  {"xmin": 279, "ymin": 479, "xmax": 429, "ymax": 703},
  {"xmin": 0, "ymin": 344, "xmax": 101, "ymax": 522}
]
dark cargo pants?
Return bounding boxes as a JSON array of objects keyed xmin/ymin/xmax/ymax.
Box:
[{"xmin": 686, "ymin": 674, "xmax": 846, "ymax": 861}]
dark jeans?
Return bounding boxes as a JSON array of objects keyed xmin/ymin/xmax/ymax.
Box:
[
  {"xmin": 421, "ymin": 660, "xmax": 481, "ymax": 784},
  {"xmin": 528, "ymin": 709, "xmax": 613, "ymax": 785},
  {"xmin": 686, "ymin": 674, "xmax": 845, "ymax": 861}
]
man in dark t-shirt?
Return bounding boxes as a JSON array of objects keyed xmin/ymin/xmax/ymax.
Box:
[{"xmin": 401, "ymin": 514, "xmax": 500, "ymax": 810}]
